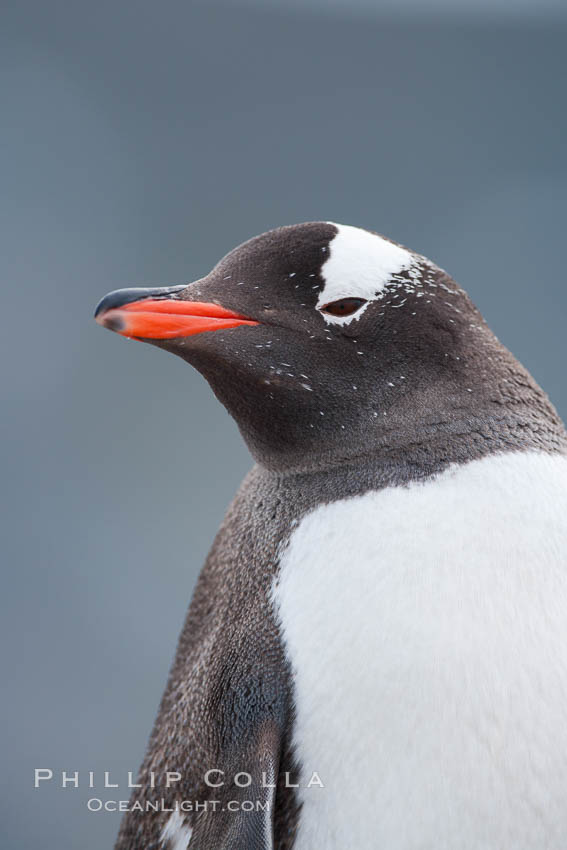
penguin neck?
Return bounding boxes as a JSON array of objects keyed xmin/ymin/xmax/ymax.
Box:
[
  {"xmin": 252, "ymin": 383, "xmax": 567, "ymax": 482},
  {"xmin": 265, "ymin": 413, "xmax": 567, "ymax": 498}
]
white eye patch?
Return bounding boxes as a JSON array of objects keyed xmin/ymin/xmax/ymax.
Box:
[{"xmin": 317, "ymin": 223, "xmax": 415, "ymax": 326}]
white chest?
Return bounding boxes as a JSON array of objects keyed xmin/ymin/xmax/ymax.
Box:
[{"xmin": 272, "ymin": 451, "xmax": 567, "ymax": 850}]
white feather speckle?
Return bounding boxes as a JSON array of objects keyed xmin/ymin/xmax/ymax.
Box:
[{"xmin": 160, "ymin": 811, "xmax": 192, "ymax": 850}]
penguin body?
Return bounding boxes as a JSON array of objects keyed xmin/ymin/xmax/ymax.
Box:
[
  {"xmin": 276, "ymin": 450, "xmax": 567, "ymax": 849},
  {"xmin": 95, "ymin": 222, "xmax": 567, "ymax": 849}
]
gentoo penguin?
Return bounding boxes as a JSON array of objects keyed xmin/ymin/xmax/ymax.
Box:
[{"xmin": 95, "ymin": 222, "xmax": 567, "ymax": 850}]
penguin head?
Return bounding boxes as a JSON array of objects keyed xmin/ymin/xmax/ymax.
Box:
[{"xmin": 95, "ymin": 222, "xmax": 501, "ymax": 472}]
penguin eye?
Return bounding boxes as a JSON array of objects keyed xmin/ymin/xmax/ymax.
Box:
[{"xmin": 320, "ymin": 297, "xmax": 367, "ymax": 317}]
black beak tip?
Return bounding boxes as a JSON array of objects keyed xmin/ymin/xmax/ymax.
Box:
[
  {"xmin": 94, "ymin": 293, "xmax": 112, "ymax": 319},
  {"xmin": 100, "ymin": 314, "xmax": 126, "ymax": 332},
  {"xmin": 94, "ymin": 284, "xmax": 187, "ymax": 320},
  {"xmin": 94, "ymin": 287, "xmax": 149, "ymax": 319}
]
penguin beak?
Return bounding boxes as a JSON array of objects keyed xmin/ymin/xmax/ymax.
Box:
[{"xmin": 94, "ymin": 286, "xmax": 259, "ymax": 340}]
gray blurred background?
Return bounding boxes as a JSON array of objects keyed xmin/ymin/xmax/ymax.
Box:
[{"xmin": 2, "ymin": 0, "xmax": 566, "ymax": 847}]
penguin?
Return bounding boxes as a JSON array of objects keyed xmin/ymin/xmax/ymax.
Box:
[{"xmin": 95, "ymin": 222, "xmax": 567, "ymax": 850}]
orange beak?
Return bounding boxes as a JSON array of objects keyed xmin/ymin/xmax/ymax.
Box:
[{"xmin": 94, "ymin": 289, "xmax": 259, "ymax": 340}]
